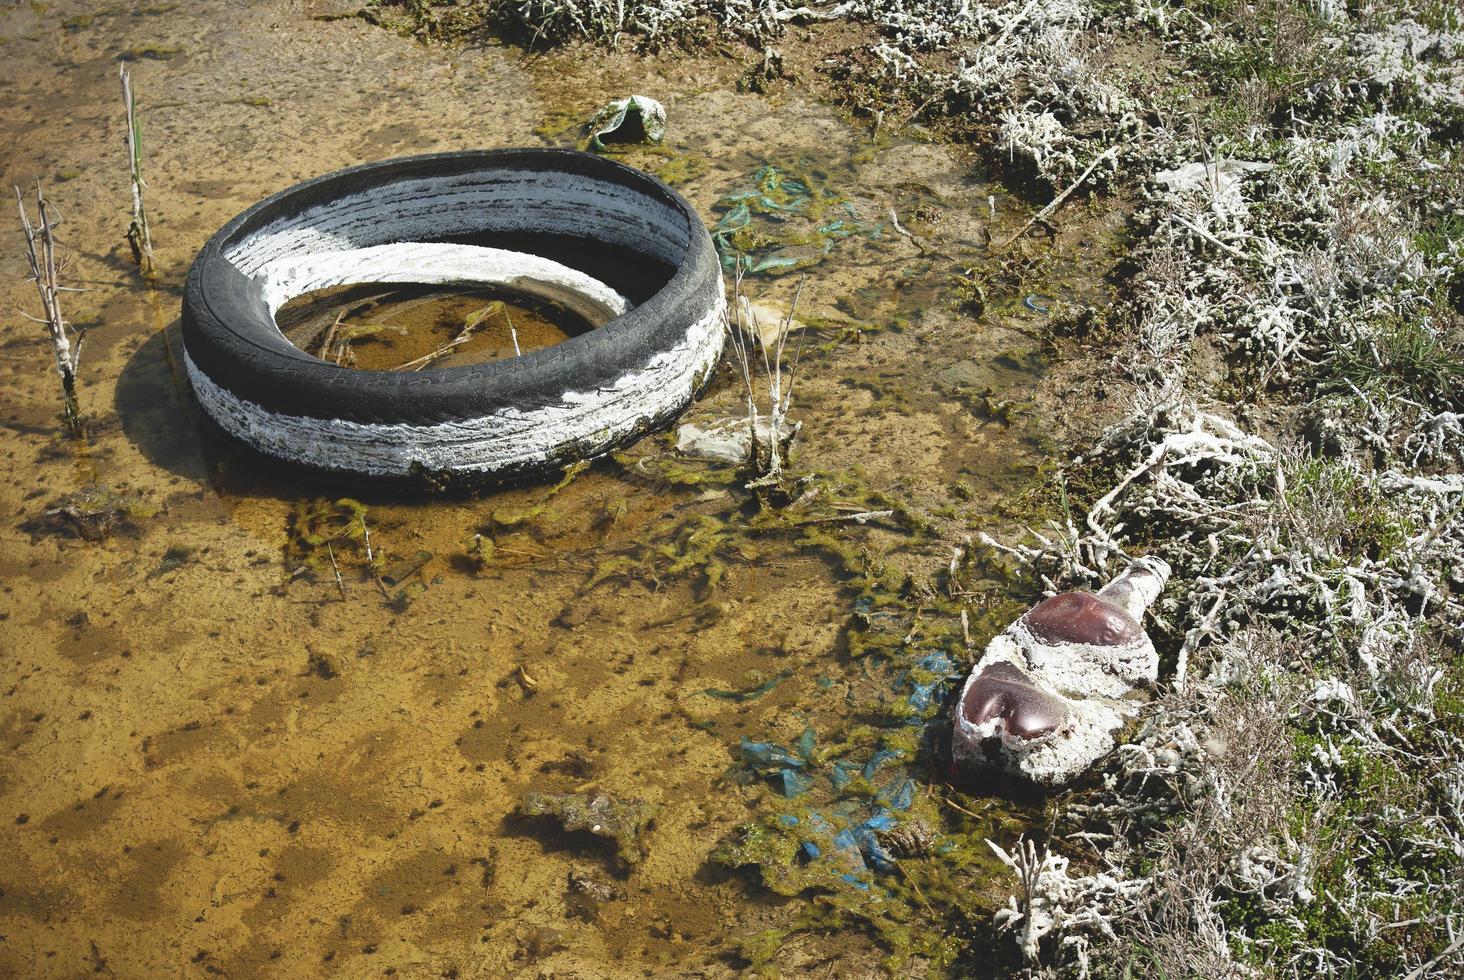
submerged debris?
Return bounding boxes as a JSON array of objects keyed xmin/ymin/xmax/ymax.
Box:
[
  {"xmin": 675, "ymin": 416, "xmax": 779, "ymax": 465},
  {"xmin": 522, "ymin": 926, "xmax": 563, "ymax": 961},
  {"xmin": 586, "ymin": 95, "xmax": 665, "ymax": 151},
  {"xmin": 519, "ymin": 791, "xmax": 657, "ymax": 867},
  {"xmin": 711, "ymin": 165, "xmax": 883, "ymax": 275},
  {"xmin": 44, "ymin": 485, "xmax": 153, "ymax": 541},
  {"xmin": 879, "ymin": 819, "xmax": 938, "ymax": 859},
  {"xmin": 565, "ymin": 868, "xmax": 619, "ymax": 920}
]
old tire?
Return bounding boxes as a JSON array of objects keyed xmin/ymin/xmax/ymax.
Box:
[{"xmin": 181, "ymin": 148, "xmax": 725, "ymax": 481}]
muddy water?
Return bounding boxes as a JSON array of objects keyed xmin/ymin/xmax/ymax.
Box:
[
  {"xmin": 0, "ymin": 3, "xmax": 1121, "ymax": 976},
  {"xmin": 277, "ymin": 287, "xmax": 591, "ymax": 370}
]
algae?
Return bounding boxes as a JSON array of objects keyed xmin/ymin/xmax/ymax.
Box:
[{"xmin": 520, "ymin": 791, "xmax": 658, "ymax": 868}]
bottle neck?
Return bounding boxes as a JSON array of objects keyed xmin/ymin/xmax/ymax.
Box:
[{"xmin": 1096, "ymin": 557, "xmax": 1171, "ymax": 619}]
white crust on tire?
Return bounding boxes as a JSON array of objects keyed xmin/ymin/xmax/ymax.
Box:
[
  {"xmin": 224, "ymin": 170, "xmax": 692, "ymax": 273},
  {"xmin": 255, "ymin": 243, "xmax": 632, "ymax": 326},
  {"xmin": 185, "ymin": 294, "xmax": 726, "ymax": 477}
]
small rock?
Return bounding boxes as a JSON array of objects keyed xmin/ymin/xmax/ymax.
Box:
[
  {"xmin": 737, "ymin": 297, "xmax": 806, "ymax": 347},
  {"xmin": 45, "ymin": 485, "xmax": 151, "ymax": 541},
  {"xmin": 566, "ymin": 868, "xmax": 618, "ymax": 920},
  {"xmin": 675, "ymin": 417, "xmax": 766, "ymax": 465},
  {"xmin": 523, "ymin": 926, "xmax": 563, "ymax": 961}
]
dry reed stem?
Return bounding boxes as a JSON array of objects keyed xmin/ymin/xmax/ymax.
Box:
[
  {"xmin": 119, "ymin": 66, "xmax": 154, "ymax": 275},
  {"xmin": 725, "ymin": 269, "xmax": 808, "ymax": 480},
  {"xmin": 15, "ymin": 182, "xmax": 84, "ymax": 435}
]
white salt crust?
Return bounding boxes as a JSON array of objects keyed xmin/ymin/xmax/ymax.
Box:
[
  {"xmin": 952, "ymin": 559, "xmax": 1170, "ymax": 786},
  {"xmin": 185, "ymin": 296, "xmax": 725, "ymax": 477},
  {"xmin": 224, "ymin": 170, "xmax": 691, "ymax": 274},
  {"xmin": 255, "ymin": 243, "xmax": 632, "ymax": 326}
]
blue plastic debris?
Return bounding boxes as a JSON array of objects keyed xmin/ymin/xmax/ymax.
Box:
[
  {"xmin": 794, "ymin": 728, "xmax": 817, "ymax": 763},
  {"xmin": 829, "ymin": 759, "xmax": 859, "ymax": 793},
  {"xmin": 740, "ymin": 737, "xmax": 806, "ymax": 772},
  {"xmin": 850, "ymin": 826, "xmax": 896, "ymax": 873},
  {"xmin": 902, "ymin": 651, "xmax": 961, "ymax": 715},
  {"xmin": 863, "ymin": 809, "xmax": 898, "ymax": 832},
  {"xmin": 829, "ymin": 828, "xmax": 868, "ymax": 873},
  {"xmin": 877, "ymin": 778, "xmax": 917, "ymax": 811},
  {"xmin": 914, "ymin": 652, "xmax": 957, "ymax": 673},
  {"xmin": 862, "ymin": 748, "xmax": 904, "ymax": 781},
  {"xmin": 779, "ymin": 769, "xmax": 814, "ymax": 797},
  {"xmin": 711, "ymin": 165, "xmax": 881, "ymax": 276},
  {"xmin": 905, "ymin": 677, "xmax": 944, "ymax": 713}
]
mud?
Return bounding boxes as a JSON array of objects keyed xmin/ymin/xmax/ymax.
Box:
[{"xmin": 0, "ymin": 2, "xmax": 1121, "ymax": 975}]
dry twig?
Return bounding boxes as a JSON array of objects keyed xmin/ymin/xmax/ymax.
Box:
[
  {"xmin": 119, "ymin": 66, "xmax": 154, "ymax": 274},
  {"xmin": 15, "ymin": 183, "xmax": 84, "ymax": 435}
]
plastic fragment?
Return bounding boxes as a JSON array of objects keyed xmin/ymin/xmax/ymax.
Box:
[
  {"xmin": 778, "ymin": 769, "xmax": 814, "ymax": 797},
  {"xmin": 903, "ymin": 651, "xmax": 960, "ymax": 714},
  {"xmin": 829, "ymin": 760, "xmax": 859, "ymax": 793},
  {"xmin": 862, "ymin": 748, "xmax": 903, "ymax": 781},
  {"xmin": 702, "ymin": 670, "xmax": 790, "ymax": 702},
  {"xmin": 586, "ymin": 95, "xmax": 666, "ymax": 151},
  {"xmin": 739, "ymin": 737, "xmax": 805, "ymax": 772},
  {"xmin": 851, "ymin": 826, "xmax": 896, "ymax": 873},
  {"xmin": 877, "ymin": 778, "xmax": 916, "ymax": 811},
  {"xmin": 793, "ymin": 727, "xmax": 817, "ymax": 762}
]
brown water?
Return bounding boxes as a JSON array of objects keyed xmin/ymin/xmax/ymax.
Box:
[
  {"xmin": 277, "ymin": 286, "xmax": 590, "ymax": 370},
  {"xmin": 0, "ymin": 2, "xmax": 1123, "ymax": 975}
]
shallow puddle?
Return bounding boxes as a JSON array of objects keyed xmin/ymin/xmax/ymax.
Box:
[
  {"xmin": 278, "ymin": 285, "xmax": 592, "ymax": 371},
  {"xmin": 0, "ymin": 2, "xmax": 1122, "ymax": 975}
]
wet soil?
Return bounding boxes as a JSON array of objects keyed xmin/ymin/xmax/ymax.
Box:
[{"xmin": 0, "ymin": 2, "xmax": 1123, "ymax": 976}]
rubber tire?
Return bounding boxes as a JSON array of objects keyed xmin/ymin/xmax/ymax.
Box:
[{"xmin": 181, "ymin": 148, "xmax": 725, "ymax": 482}]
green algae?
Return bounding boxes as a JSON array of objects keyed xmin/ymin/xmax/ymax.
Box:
[
  {"xmin": 700, "ymin": 468, "xmax": 1060, "ymax": 973},
  {"xmin": 490, "ymin": 459, "xmax": 589, "ymax": 527},
  {"xmin": 701, "ymin": 669, "xmax": 791, "ymax": 702},
  {"xmin": 286, "ymin": 496, "xmax": 371, "ymax": 574},
  {"xmin": 647, "ymin": 150, "xmax": 708, "ymax": 186}
]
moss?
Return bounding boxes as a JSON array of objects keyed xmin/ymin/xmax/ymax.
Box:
[{"xmin": 647, "ymin": 150, "xmax": 708, "ymax": 186}]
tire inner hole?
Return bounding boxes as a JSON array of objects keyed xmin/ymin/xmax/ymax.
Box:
[{"xmin": 275, "ymin": 282, "xmax": 598, "ymax": 371}]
